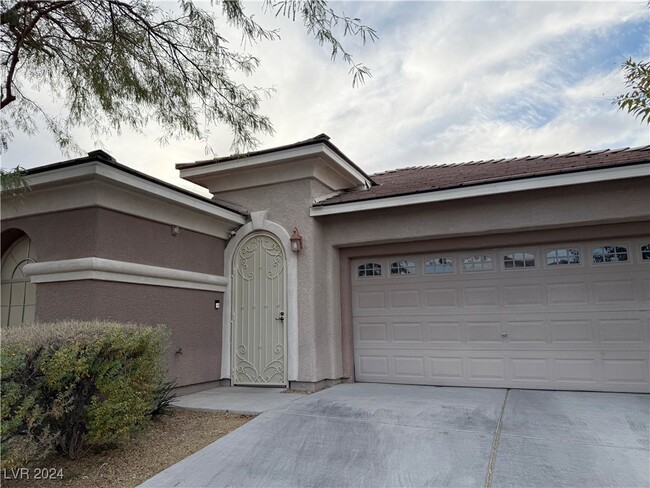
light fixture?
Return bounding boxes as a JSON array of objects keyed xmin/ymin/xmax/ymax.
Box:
[
  {"xmin": 171, "ymin": 225, "xmax": 181, "ymax": 236},
  {"xmin": 290, "ymin": 227, "xmax": 303, "ymax": 253}
]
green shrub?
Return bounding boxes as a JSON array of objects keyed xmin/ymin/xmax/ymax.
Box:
[{"xmin": 0, "ymin": 320, "xmax": 171, "ymax": 465}]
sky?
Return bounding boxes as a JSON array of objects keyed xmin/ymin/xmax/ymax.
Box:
[{"xmin": 1, "ymin": 1, "xmax": 648, "ymax": 196}]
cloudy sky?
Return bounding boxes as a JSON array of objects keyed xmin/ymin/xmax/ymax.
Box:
[{"xmin": 2, "ymin": 1, "xmax": 648, "ymax": 196}]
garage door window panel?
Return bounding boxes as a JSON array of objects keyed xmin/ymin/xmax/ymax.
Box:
[
  {"xmin": 546, "ymin": 248, "xmax": 581, "ymax": 266},
  {"xmin": 503, "ymin": 251, "xmax": 536, "ymax": 269},
  {"xmin": 592, "ymin": 245, "xmax": 629, "ymax": 264},
  {"xmin": 358, "ymin": 262, "xmax": 383, "ymax": 278},
  {"xmin": 390, "ymin": 259, "xmax": 417, "ymax": 276},
  {"xmin": 640, "ymin": 244, "xmax": 650, "ymax": 261},
  {"xmin": 462, "ymin": 255, "xmax": 494, "ymax": 272},
  {"xmin": 425, "ymin": 257, "xmax": 454, "ymax": 274}
]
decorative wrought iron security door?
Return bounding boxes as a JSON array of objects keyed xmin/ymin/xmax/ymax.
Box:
[{"xmin": 232, "ymin": 232, "xmax": 287, "ymax": 386}]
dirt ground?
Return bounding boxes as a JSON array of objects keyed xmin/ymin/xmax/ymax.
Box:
[{"xmin": 2, "ymin": 408, "xmax": 253, "ymax": 488}]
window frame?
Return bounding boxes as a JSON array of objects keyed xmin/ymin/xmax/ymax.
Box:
[
  {"xmin": 389, "ymin": 258, "xmax": 419, "ymax": 277},
  {"xmin": 460, "ymin": 254, "xmax": 496, "ymax": 273},
  {"xmin": 590, "ymin": 244, "xmax": 632, "ymax": 265},
  {"xmin": 543, "ymin": 247, "xmax": 582, "ymax": 268},
  {"xmin": 356, "ymin": 261, "xmax": 384, "ymax": 279},
  {"xmin": 1, "ymin": 235, "xmax": 37, "ymax": 327},
  {"xmin": 424, "ymin": 256, "xmax": 455, "ymax": 275},
  {"xmin": 639, "ymin": 242, "xmax": 650, "ymax": 262},
  {"xmin": 501, "ymin": 250, "xmax": 537, "ymax": 271}
]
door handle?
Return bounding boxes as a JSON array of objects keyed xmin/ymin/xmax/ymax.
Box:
[{"xmin": 275, "ymin": 312, "xmax": 285, "ymax": 322}]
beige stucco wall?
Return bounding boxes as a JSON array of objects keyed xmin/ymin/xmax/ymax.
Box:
[
  {"xmin": 2, "ymin": 206, "xmax": 228, "ymax": 388},
  {"xmin": 216, "ymin": 176, "xmax": 650, "ymax": 384},
  {"xmin": 36, "ymin": 280, "xmax": 224, "ymax": 387},
  {"xmin": 1, "ymin": 207, "xmax": 224, "ymax": 274}
]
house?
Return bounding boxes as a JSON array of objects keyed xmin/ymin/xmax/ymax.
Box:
[{"xmin": 2, "ymin": 135, "xmax": 649, "ymax": 394}]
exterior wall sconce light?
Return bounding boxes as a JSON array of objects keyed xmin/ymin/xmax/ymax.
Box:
[
  {"xmin": 290, "ymin": 228, "xmax": 303, "ymax": 253},
  {"xmin": 171, "ymin": 225, "xmax": 181, "ymax": 236}
]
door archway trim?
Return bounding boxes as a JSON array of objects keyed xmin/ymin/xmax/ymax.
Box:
[{"xmin": 222, "ymin": 211, "xmax": 298, "ymax": 382}]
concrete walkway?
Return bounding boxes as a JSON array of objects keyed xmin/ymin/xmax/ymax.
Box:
[
  {"xmin": 144, "ymin": 384, "xmax": 650, "ymax": 487},
  {"xmin": 173, "ymin": 386, "xmax": 304, "ymax": 415}
]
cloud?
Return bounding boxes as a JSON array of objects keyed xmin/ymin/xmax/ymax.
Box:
[{"xmin": 2, "ymin": 1, "xmax": 647, "ymax": 189}]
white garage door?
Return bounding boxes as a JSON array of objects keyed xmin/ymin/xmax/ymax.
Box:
[{"xmin": 352, "ymin": 238, "xmax": 650, "ymax": 392}]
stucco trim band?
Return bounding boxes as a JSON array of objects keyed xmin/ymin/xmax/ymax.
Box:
[
  {"xmin": 23, "ymin": 258, "xmax": 228, "ymax": 292},
  {"xmin": 310, "ymin": 164, "xmax": 650, "ymax": 216}
]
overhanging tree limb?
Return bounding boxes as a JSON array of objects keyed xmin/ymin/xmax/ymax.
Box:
[{"xmin": 0, "ymin": 0, "xmax": 377, "ymax": 153}]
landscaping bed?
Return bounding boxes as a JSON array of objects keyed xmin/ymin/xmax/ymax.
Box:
[{"xmin": 2, "ymin": 407, "xmax": 252, "ymax": 487}]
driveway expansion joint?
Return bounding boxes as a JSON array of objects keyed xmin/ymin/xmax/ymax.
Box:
[{"xmin": 485, "ymin": 388, "xmax": 509, "ymax": 488}]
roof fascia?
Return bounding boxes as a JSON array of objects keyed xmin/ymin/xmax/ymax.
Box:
[
  {"xmin": 179, "ymin": 142, "xmax": 373, "ymax": 188},
  {"xmin": 310, "ymin": 163, "xmax": 650, "ymax": 217},
  {"xmin": 19, "ymin": 161, "xmax": 246, "ymax": 225}
]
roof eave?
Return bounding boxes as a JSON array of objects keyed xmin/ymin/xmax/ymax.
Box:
[{"xmin": 310, "ymin": 162, "xmax": 650, "ymax": 217}]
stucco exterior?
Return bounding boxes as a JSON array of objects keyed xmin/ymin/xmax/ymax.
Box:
[
  {"xmin": 1, "ymin": 207, "xmax": 224, "ymax": 274},
  {"xmin": 2, "ymin": 142, "xmax": 649, "ymax": 393},
  {"xmin": 212, "ymin": 175, "xmax": 650, "ymax": 387},
  {"xmin": 35, "ymin": 280, "xmax": 224, "ymax": 388},
  {"xmin": 1, "ymin": 154, "xmax": 243, "ymax": 392}
]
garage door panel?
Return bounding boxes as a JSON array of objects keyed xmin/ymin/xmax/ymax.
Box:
[
  {"xmin": 426, "ymin": 322, "xmax": 463, "ymax": 343},
  {"xmin": 394, "ymin": 356, "xmax": 426, "ymax": 378},
  {"xmin": 553, "ymin": 358, "xmax": 599, "ymax": 384},
  {"xmin": 599, "ymin": 318, "xmax": 646, "ymax": 343},
  {"xmin": 603, "ymin": 360, "xmax": 648, "ymax": 385},
  {"xmin": 389, "ymin": 289, "xmax": 420, "ymax": 309},
  {"xmin": 592, "ymin": 279, "xmax": 637, "ymax": 304},
  {"xmin": 509, "ymin": 357, "xmax": 550, "ymax": 382},
  {"xmin": 431, "ymin": 357, "xmax": 464, "ymax": 379},
  {"xmin": 423, "ymin": 288, "xmax": 459, "ymax": 307},
  {"xmin": 547, "ymin": 282, "xmax": 589, "ymax": 305},
  {"xmin": 356, "ymin": 290, "xmax": 385, "ymax": 311},
  {"xmin": 506, "ymin": 321, "xmax": 547, "ymax": 343},
  {"xmin": 392, "ymin": 322, "xmax": 424, "ymax": 342},
  {"xmin": 357, "ymin": 354, "xmax": 389, "ymax": 377},
  {"xmin": 466, "ymin": 322, "xmax": 502, "ymax": 343},
  {"xmin": 467, "ymin": 357, "xmax": 505, "ymax": 381},
  {"xmin": 355, "ymin": 320, "xmax": 388, "ymax": 343},
  {"xmin": 352, "ymin": 238, "xmax": 650, "ymax": 393},
  {"xmin": 503, "ymin": 284, "xmax": 544, "ymax": 306},
  {"xmin": 463, "ymin": 287, "xmax": 499, "ymax": 307},
  {"xmin": 550, "ymin": 319, "xmax": 593, "ymax": 343}
]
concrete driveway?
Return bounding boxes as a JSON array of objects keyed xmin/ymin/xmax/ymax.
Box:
[{"xmin": 142, "ymin": 384, "xmax": 650, "ymax": 487}]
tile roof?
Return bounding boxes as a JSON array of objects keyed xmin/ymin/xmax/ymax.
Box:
[{"xmin": 314, "ymin": 146, "xmax": 650, "ymax": 207}]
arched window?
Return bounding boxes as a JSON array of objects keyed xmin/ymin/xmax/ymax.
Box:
[{"xmin": 1, "ymin": 235, "xmax": 37, "ymax": 326}]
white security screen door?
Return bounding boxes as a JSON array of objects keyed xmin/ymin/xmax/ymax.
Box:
[{"xmin": 232, "ymin": 232, "xmax": 287, "ymax": 386}]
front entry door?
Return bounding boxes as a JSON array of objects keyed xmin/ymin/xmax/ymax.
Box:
[{"xmin": 232, "ymin": 232, "xmax": 287, "ymax": 386}]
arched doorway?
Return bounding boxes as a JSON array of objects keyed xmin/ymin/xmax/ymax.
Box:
[
  {"xmin": 232, "ymin": 231, "xmax": 287, "ymax": 386},
  {"xmin": 1, "ymin": 234, "xmax": 37, "ymax": 326}
]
